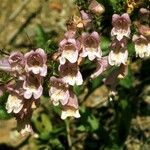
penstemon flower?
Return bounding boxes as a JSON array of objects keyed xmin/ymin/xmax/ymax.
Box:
[
  {"xmin": 59, "ymin": 37, "xmax": 80, "ymax": 65},
  {"xmin": 0, "ymin": 58, "xmax": 12, "ymax": 71},
  {"xmin": 20, "ymin": 124, "xmax": 33, "ymax": 136},
  {"xmin": 132, "ymin": 34, "xmax": 150, "ymax": 58},
  {"xmin": 49, "ymin": 76, "xmax": 70, "ymax": 106},
  {"xmin": 8, "ymin": 51, "xmax": 25, "ymax": 73},
  {"xmin": 6, "ymin": 94, "xmax": 23, "ymax": 114},
  {"xmin": 59, "ymin": 61, "xmax": 83, "ymax": 86},
  {"xmin": 80, "ymin": 31, "xmax": 102, "ymax": 61},
  {"xmin": 91, "ymin": 56, "xmax": 109, "ymax": 78},
  {"xmin": 111, "ymin": 13, "xmax": 131, "ymax": 41},
  {"xmin": 108, "ymin": 38, "xmax": 128, "ymax": 66},
  {"xmin": 25, "ymin": 48, "xmax": 47, "ymax": 76},
  {"xmin": 61, "ymin": 90, "xmax": 80, "ymax": 120},
  {"xmin": 23, "ymin": 72, "xmax": 43, "ymax": 99},
  {"xmin": 89, "ymin": 0, "xmax": 105, "ymax": 15}
]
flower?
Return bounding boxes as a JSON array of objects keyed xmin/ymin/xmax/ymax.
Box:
[
  {"xmin": 111, "ymin": 13, "xmax": 131, "ymax": 41},
  {"xmin": 20, "ymin": 124, "xmax": 33, "ymax": 136},
  {"xmin": 104, "ymin": 64, "xmax": 128, "ymax": 93},
  {"xmin": 91, "ymin": 56, "xmax": 108, "ymax": 78},
  {"xmin": 49, "ymin": 76, "xmax": 70, "ymax": 106},
  {"xmin": 25, "ymin": 48, "xmax": 47, "ymax": 76},
  {"xmin": 23, "ymin": 72, "xmax": 43, "ymax": 99},
  {"xmin": 80, "ymin": 31, "xmax": 102, "ymax": 61},
  {"xmin": 108, "ymin": 38, "xmax": 128, "ymax": 66},
  {"xmin": 89, "ymin": 0, "xmax": 105, "ymax": 15},
  {"xmin": 8, "ymin": 51, "xmax": 25, "ymax": 73},
  {"xmin": 6, "ymin": 80, "xmax": 24, "ymax": 97},
  {"xmin": 59, "ymin": 61, "xmax": 83, "ymax": 86},
  {"xmin": 61, "ymin": 90, "xmax": 80, "ymax": 120},
  {"xmin": 139, "ymin": 8, "xmax": 150, "ymax": 23},
  {"xmin": 6, "ymin": 94, "xmax": 23, "ymax": 114},
  {"xmin": 132, "ymin": 35, "xmax": 150, "ymax": 58},
  {"xmin": 0, "ymin": 58, "xmax": 11, "ymax": 71},
  {"xmin": 59, "ymin": 38, "xmax": 80, "ymax": 65}
]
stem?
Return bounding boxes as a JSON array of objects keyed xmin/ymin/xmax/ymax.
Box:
[{"xmin": 65, "ymin": 119, "xmax": 72, "ymax": 149}]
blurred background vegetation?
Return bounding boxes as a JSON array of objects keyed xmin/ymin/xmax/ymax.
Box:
[{"xmin": 0, "ymin": 0, "xmax": 150, "ymax": 150}]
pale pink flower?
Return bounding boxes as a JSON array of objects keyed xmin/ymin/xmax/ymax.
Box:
[
  {"xmin": 108, "ymin": 38, "xmax": 128, "ymax": 66},
  {"xmin": 8, "ymin": 51, "xmax": 25, "ymax": 73},
  {"xmin": 91, "ymin": 56, "xmax": 109, "ymax": 78},
  {"xmin": 105, "ymin": 64, "xmax": 128, "ymax": 92},
  {"xmin": 111, "ymin": 13, "xmax": 131, "ymax": 41},
  {"xmin": 59, "ymin": 61, "xmax": 83, "ymax": 86},
  {"xmin": 89, "ymin": 0, "xmax": 105, "ymax": 15},
  {"xmin": 59, "ymin": 38, "xmax": 80, "ymax": 65},
  {"xmin": 25, "ymin": 48, "xmax": 47, "ymax": 76},
  {"xmin": 23, "ymin": 72, "xmax": 43, "ymax": 99},
  {"xmin": 20, "ymin": 124, "xmax": 33, "ymax": 136},
  {"xmin": 49, "ymin": 76, "xmax": 70, "ymax": 106},
  {"xmin": 0, "ymin": 58, "xmax": 11, "ymax": 71},
  {"xmin": 61, "ymin": 90, "xmax": 80, "ymax": 120},
  {"xmin": 80, "ymin": 31, "xmax": 102, "ymax": 61},
  {"xmin": 6, "ymin": 94, "xmax": 23, "ymax": 114},
  {"xmin": 132, "ymin": 34, "xmax": 150, "ymax": 58},
  {"xmin": 6, "ymin": 80, "xmax": 24, "ymax": 97}
]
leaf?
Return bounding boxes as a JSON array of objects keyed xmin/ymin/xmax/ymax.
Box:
[
  {"xmin": 77, "ymin": 125, "xmax": 86, "ymax": 132},
  {"xmin": 35, "ymin": 25, "xmax": 48, "ymax": 49},
  {"xmin": 100, "ymin": 36, "xmax": 110, "ymax": 55},
  {"xmin": 119, "ymin": 66, "xmax": 133, "ymax": 89},
  {"xmin": 119, "ymin": 100, "xmax": 128, "ymax": 110},
  {"xmin": 0, "ymin": 105, "xmax": 11, "ymax": 120},
  {"xmin": 87, "ymin": 115, "xmax": 99, "ymax": 131}
]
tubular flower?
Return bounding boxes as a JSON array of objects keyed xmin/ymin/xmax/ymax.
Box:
[
  {"xmin": 108, "ymin": 38, "xmax": 128, "ymax": 66},
  {"xmin": 8, "ymin": 51, "xmax": 25, "ymax": 73},
  {"xmin": 61, "ymin": 90, "xmax": 80, "ymax": 120},
  {"xmin": 25, "ymin": 48, "xmax": 47, "ymax": 76},
  {"xmin": 23, "ymin": 72, "xmax": 43, "ymax": 99},
  {"xmin": 49, "ymin": 76, "xmax": 70, "ymax": 106},
  {"xmin": 111, "ymin": 13, "xmax": 131, "ymax": 41},
  {"xmin": 80, "ymin": 31, "xmax": 102, "ymax": 61},
  {"xmin": 105, "ymin": 64, "xmax": 128, "ymax": 93},
  {"xmin": 6, "ymin": 95, "xmax": 23, "ymax": 114},
  {"xmin": 91, "ymin": 56, "xmax": 109, "ymax": 78},
  {"xmin": 20, "ymin": 124, "xmax": 33, "ymax": 136},
  {"xmin": 0, "ymin": 58, "xmax": 11, "ymax": 71},
  {"xmin": 59, "ymin": 38, "xmax": 80, "ymax": 65},
  {"xmin": 132, "ymin": 35, "xmax": 150, "ymax": 58},
  {"xmin": 89, "ymin": 0, "xmax": 105, "ymax": 15},
  {"xmin": 59, "ymin": 61, "xmax": 83, "ymax": 86}
]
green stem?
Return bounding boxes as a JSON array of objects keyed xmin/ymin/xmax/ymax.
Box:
[{"xmin": 65, "ymin": 119, "xmax": 72, "ymax": 149}]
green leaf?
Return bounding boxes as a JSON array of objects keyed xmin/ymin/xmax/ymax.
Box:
[
  {"xmin": 87, "ymin": 115, "xmax": 99, "ymax": 131},
  {"xmin": 100, "ymin": 36, "xmax": 110, "ymax": 55},
  {"xmin": 35, "ymin": 25, "xmax": 48, "ymax": 48},
  {"xmin": 128, "ymin": 41, "xmax": 135, "ymax": 56},
  {"xmin": 119, "ymin": 66, "xmax": 133, "ymax": 89},
  {"xmin": 77, "ymin": 125, "xmax": 86, "ymax": 132},
  {"xmin": 0, "ymin": 105, "xmax": 11, "ymax": 120},
  {"xmin": 119, "ymin": 100, "xmax": 128, "ymax": 110}
]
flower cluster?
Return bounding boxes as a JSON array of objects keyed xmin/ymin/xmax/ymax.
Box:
[
  {"xmin": 0, "ymin": 1, "xmax": 149, "ymax": 136},
  {"xmin": 0, "ymin": 48, "xmax": 47, "ymax": 135},
  {"xmin": 108, "ymin": 13, "xmax": 131, "ymax": 66}
]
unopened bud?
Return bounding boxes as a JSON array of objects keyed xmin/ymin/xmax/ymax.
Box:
[{"xmin": 89, "ymin": 0, "xmax": 105, "ymax": 15}]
